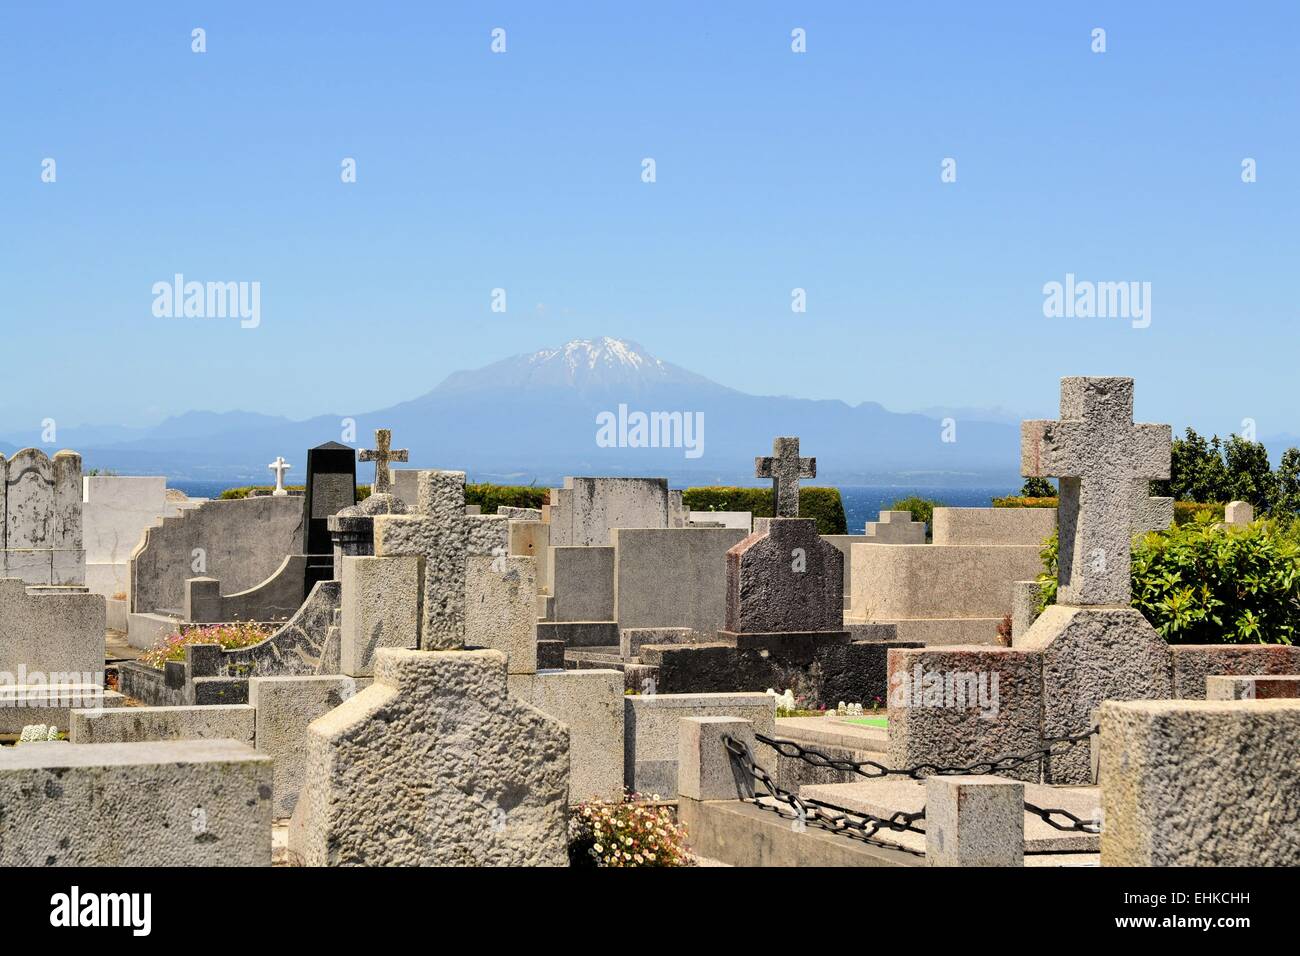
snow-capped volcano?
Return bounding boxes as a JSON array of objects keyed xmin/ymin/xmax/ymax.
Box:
[
  {"xmin": 432, "ymin": 337, "xmax": 729, "ymax": 395},
  {"xmin": 17, "ymin": 336, "xmax": 1024, "ymax": 486}
]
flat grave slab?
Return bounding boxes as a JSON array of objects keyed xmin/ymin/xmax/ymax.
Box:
[{"xmin": 775, "ymin": 715, "xmax": 887, "ymax": 754}]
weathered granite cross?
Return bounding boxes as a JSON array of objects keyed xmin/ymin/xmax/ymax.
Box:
[
  {"xmin": 359, "ymin": 428, "xmax": 409, "ymax": 496},
  {"xmin": 372, "ymin": 469, "xmax": 468, "ymax": 650},
  {"xmin": 267, "ymin": 456, "xmax": 291, "ymax": 496},
  {"xmin": 1022, "ymin": 377, "xmax": 1170, "ymax": 606},
  {"xmin": 1131, "ymin": 478, "xmax": 1174, "ymax": 535},
  {"xmin": 756, "ymin": 436, "xmax": 816, "ymax": 518}
]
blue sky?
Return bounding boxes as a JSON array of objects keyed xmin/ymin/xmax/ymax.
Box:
[{"xmin": 2, "ymin": 2, "xmax": 1296, "ymax": 440}]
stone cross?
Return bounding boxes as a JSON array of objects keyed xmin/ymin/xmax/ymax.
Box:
[
  {"xmin": 359, "ymin": 428, "xmax": 409, "ymax": 496},
  {"xmin": 1131, "ymin": 479, "xmax": 1174, "ymax": 535},
  {"xmin": 1022, "ymin": 377, "xmax": 1170, "ymax": 606},
  {"xmin": 372, "ymin": 470, "xmax": 468, "ymax": 649},
  {"xmin": 267, "ymin": 456, "xmax": 291, "ymax": 497},
  {"xmin": 755, "ymin": 436, "xmax": 815, "ymax": 518}
]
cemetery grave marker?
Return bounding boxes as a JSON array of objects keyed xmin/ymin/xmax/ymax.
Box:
[
  {"xmin": 359, "ymin": 428, "xmax": 408, "ymax": 496},
  {"xmin": 755, "ymin": 436, "xmax": 815, "ymax": 518}
]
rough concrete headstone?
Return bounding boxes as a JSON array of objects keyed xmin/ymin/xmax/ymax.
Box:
[
  {"xmin": 1100, "ymin": 699, "xmax": 1300, "ymax": 866},
  {"xmin": 524, "ymin": 669, "xmax": 624, "ymax": 802},
  {"xmin": 1, "ymin": 448, "xmax": 85, "ymax": 586},
  {"xmin": 1019, "ymin": 605, "xmax": 1172, "ymax": 783},
  {"xmin": 724, "ymin": 518, "xmax": 843, "ymax": 634},
  {"xmin": 1225, "ymin": 500, "xmax": 1254, "ymax": 527},
  {"xmin": 547, "ymin": 477, "xmax": 673, "ymax": 547},
  {"xmin": 289, "ymin": 648, "xmax": 569, "ymax": 866},
  {"xmin": 339, "ymin": 555, "xmax": 420, "ymax": 676},
  {"xmin": 0, "ymin": 578, "xmax": 105, "ymax": 679},
  {"xmin": 466, "ymin": 554, "xmax": 538, "ymax": 675},
  {"xmin": 886, "ymin": 645, "xmax": 1044, "ymax": 783},
  {"xmin": 249, "ymin": 675, "xmax": 360, "ymax": 818},
  {"xmin": 864, "ymin": 510, "xmax": 926, "ymax": 543},
  {"xmin": 0, "ymin": 739, "xmax": 272, "ymax": 866}
]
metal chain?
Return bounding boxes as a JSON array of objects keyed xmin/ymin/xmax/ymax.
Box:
[
  {"xmin": 1022, "ymin": 802, "xmax": 1102, "ymax": 834},
  {"xmin": 722, "ymin": 735, "xmax": 926, "ymax": 856},
  {"xmin": 722, "ymin": 726, "xmax": 1105, "ymax": 844},
  {"xmin": 752, "ymin": 725, "xmax": 1099, "ymax": 781}
]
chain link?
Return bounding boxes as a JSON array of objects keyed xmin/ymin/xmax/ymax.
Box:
[
  {"xmin": 722, "ymin": 735, "xmax": 926, "ymax": 855},
  {"xmin": 721, "ymin": 726, "xmax": 1104, "ymax": 846},
  {"xmin": 753, "ymin": 725, "xmax": 1099, "ymax": 781},
  {"xmin": 1022, "ymin": 802, "xmax": 1102, "ymax": 834}
]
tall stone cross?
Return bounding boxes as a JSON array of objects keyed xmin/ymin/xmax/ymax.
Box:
[
  {"xmin": 359, "ymin": 428, "xmax": 409, "ymax": 496},
  {"xmin": 1022, "ymin": 377, "xmax": 1170, "ymax": 606},
  {"xmin": 756, "ymin": 436, "xmax": 815, "ymax": 518},
  {"xmin": 373, "ymin": 469, "xmax": 468, "ymax": 650},
  {"xmin": 267, "ymin": 456, "xmax": 291, "ymax": 496}
]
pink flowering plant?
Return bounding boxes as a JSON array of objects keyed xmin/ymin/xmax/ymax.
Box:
[
  {"xmin": 568, "ymin": 792, "xmax": 696, "ymax": 867},
  {"xmin": 141, "ymin": 622, "xmax": 273, "ymax": 670}
]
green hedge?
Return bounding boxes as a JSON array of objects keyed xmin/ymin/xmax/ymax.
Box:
[
  {"xmin": 219, "ymin": 481, "xmax": 547, "ymax": 513},
  {"xmin": 681, "ymin": 487, "xmax": 846, "ymax": 535},
  {"xmin": 220, "ymin": 484, "xmax": 304, "ymax": 500},
  {"xmin": 218, "ymin": 481, "xmax": 847, "ymax": 530},
  {"xmin": 991, "ymin": 495, "xmax": 1058, "ymax": 509},
  {"xmin": 996, "ymin": 495, "xmax": 1225, "ymax": 527},
  {"xmin": 466, "ymin": 483, "xmax": 548, "ymax": 513},
  {"xmin": 220, "ymin": 484, "xmax": 373, "ymax": 501}
]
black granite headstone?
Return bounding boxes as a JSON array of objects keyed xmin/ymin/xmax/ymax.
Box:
[{"xmin": 302, "ymin": 441, "xmax": 357, "ymax": 591}]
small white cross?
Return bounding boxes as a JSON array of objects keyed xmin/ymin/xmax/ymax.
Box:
[{"xmin": 268, "ymin": 456, "xmax": 292, "ymax": 496}]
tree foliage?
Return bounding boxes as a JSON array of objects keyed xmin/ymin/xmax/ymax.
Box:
[
  {"xmin": 1155, "ymin": 427, "xmax": 1298, "ymax": 517},
  {"xmin": 1019, "ymin": 477, "xmax": 1056, "ymax": 498}
]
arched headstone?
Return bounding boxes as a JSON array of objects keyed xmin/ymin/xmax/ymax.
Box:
[{"xmin": 1, "ymin": 448, "xmax": 85, "ymax": 585}]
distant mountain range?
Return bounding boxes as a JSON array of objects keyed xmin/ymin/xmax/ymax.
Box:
[{"xmin": 2, "ymin": 338, "xmax": 1291, "ymax": 488}]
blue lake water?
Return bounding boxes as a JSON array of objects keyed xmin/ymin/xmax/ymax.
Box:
[{"xmin": 168, "ymin": 478, "xmax": 1018, "ymax": 528}]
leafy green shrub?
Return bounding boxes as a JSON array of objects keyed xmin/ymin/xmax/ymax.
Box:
[
  {"xmin": 1173, "ymin": 501, "xmax": 1224, "ymax": 526},
  {"xmin": 1035, "ymin": 516, "xmax": 1300, "ymax": 644},
  {"xmin": 465, "ymin": 483, "xmax": 548, "ymax": 513},
  {"xmin": 888, "ymin": 496, "xmax": 941, "ymax": 533},
  {"xmin": 681, "ymin": 487, "xmax": 846, "ymax": 535},
  {"xmin": 1034, "ymin": 532, "xmax": 1061, "ymax": 611}
]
